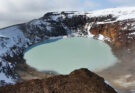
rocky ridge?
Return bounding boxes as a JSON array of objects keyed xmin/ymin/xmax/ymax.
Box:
[{"xmin": 0, "ymin": 68, "xmax": 117, "ymax": 93}]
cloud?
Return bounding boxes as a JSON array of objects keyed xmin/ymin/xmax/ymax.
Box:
[
  {"xmin": 1, "ymin": 0, "xmax": 98, "ymax": 12},
  {"xmin": 108, "ymin": 0, "xmax": 135, "ymax": 6},
  {"xmin": 0, "ymin": 0, "xmax": 134, "ymax": 28},
  {"xmin": 0, "ymin": 0, "xmax": 99, "ymax": 28}
]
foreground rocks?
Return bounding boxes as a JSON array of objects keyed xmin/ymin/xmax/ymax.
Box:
[{"xmin": 0, "ymin": 68, "xmax": 117, "ymax": 93}]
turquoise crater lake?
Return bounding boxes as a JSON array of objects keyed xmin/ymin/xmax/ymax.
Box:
[{"xmin": 24, "ymin": 37, "xmax": 117, "ymax": 74}]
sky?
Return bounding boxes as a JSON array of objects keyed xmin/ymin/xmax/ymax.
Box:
[{"xmin": 0, "ymin": 0, "xmax": 135, "ymax": 28}]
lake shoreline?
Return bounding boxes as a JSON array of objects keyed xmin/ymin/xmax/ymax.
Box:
[{"xmin": 24, "ymin": 37, "xmax": 117, "ymax": 74}]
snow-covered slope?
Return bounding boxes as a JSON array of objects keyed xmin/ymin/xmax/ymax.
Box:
[
  {"xmin": 87, "ymin": 7, "xmax": 135, "ymax": 21},
  {"xmin": 1, "ymin": 7, "xmax": 135, "ymax": 85},
  {"xmin": 0, "ymin": 26, "xmax": 27, "ymax": 56},
  {"xmin": 0, "ymin": 26, "xmax": 27, "ymax": 85}
]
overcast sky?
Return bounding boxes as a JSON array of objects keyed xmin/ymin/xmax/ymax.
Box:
[{"xmin": 0, "ymin": 0, "xmax": 135, "ymax": 28}]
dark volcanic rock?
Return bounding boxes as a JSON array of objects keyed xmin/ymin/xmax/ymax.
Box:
[{"xmin": 0, "ymin": 68, "xmax": 117, "ymax": 93}]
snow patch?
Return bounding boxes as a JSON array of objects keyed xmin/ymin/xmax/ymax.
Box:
[
  {"xmin": 85, "ymin": 23, "xmax": 94, "ymax": 38},
  {"xmin": 104, "ymin": 80, "xmax": 111, "ymax": 86},
  {"xmin": 49, "ymin": 36, "xmax": 67, "ymax": 40},
  {"xmin": 98, "ymin": 34, "xmax": 104, "ymax": 40},
  {"xmin": 130, "ymin": 32, "xmax": 135, "ymax": 35},
  {"xmin": 0, "ymin": 72, "xmax": 14, "ymax": 84}
]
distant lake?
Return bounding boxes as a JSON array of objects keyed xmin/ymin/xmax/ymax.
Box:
[{"xmin": 24, "ymin": 37, "xmax": 117, "ymax": 74}]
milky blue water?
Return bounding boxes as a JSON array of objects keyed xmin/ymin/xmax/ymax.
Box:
[{"xmin": 24, "ymin": 37, "xmax": 117, "ymax": 74}]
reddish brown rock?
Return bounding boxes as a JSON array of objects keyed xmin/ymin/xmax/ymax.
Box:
[
  {"xmin": 90, "ymin": 19, "xmax": 135, "ymax": 60},
  {"xmin": 91, "ymin": 20, "xmax": 135, "ymax": 46},
  {"xmin": 0, "ymin": 68, "xmax": 117, "ymax": 93}
]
